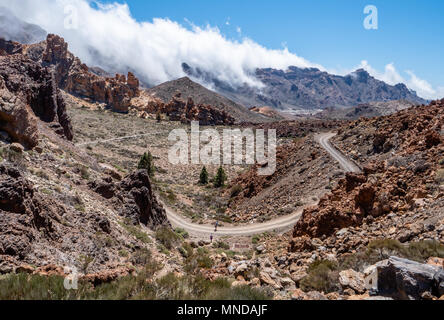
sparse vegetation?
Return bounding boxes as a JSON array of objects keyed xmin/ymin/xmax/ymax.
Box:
[
  {"xmin": 175, "ymin": 228, "xmax": 189, "ymax": 239},
  {"xmin": 367, "ymin": 239, "xmax": 444, "ymax": 262},
  {"xmin": 213, "ymin": 241, "xmax": 230, "ymax": 250},
  {"xmin": 199, "ymin": 166, "xmax": 209, "ymax": 185},
  {"xmin": 138, "ymin": 152, "xmax": 155, "ymax": 177},
  {"xmin": 299, "ymin": 260, "xmax": 340, "ymax": 293},
  {"xmin": 230, "ymin": 184, "xmax": 242, "ymax": 198},
  {"xmin": 120, "ymin": 220, "xmax": 151, "ymax": 244},
  {"xmin": 213, "ymin": 166, "xmax": 227, "ymax": 188},
  {"xmin": 155, "ymin": 226, "xmax": 181, "ymax": 250},
  {"xmin": 0, "ymin": 269, "xmax": 273, "ymax": 300},
  {"xmin": 79, "ymin": 165, "xmax": 90, "ymax": 180}
]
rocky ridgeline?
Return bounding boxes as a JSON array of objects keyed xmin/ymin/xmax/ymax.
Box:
[
  {"xmin": 138, "ymin": 93, "xmax": 235, "ymax": 125},
  {"xmin": 0, "ymin": 53, "xmax": 73, "ymax": 148},
  {"xmin": 1, "ymin": 34, "xmax": 140, "ymax": 113}
]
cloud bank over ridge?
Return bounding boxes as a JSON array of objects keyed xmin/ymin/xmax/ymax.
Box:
[{"xmin": 1, "ymin": 0, "xmax": 441, "ymax": 99}]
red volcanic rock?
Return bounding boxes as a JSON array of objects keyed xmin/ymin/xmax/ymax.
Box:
[
  {"xmin": 354, "ymin": 184, "xmax": 376, "ymax": 214},
  {"xmin": 2, "ymin": 34, "xmax": 141, "ymax": 113},
  {"xmin": 290, "ymin": 100, "xmax": 444, "ymax": 247},
  {"xmin": 425, "ymin": 130, "xmax": 441, "ymax": 148},
  {"xmin": 0, "ymin": 54, "xmax": 73, "ymax": 148},
  {"xmin": 43, "ymin": 35, "xmax": 141, "ymax": 113}
]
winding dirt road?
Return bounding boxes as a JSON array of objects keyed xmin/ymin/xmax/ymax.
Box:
[
  {"xmin": 164, "ymin": 132, "xmax": 359, "ymax": 238},
  {"xmin": 316, "ymin": 132, "xmax": 361, "ymax": 173}
]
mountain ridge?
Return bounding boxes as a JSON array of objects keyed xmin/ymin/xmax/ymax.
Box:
[{"xmin": 182, "ymin": 63, "xmax": 428, "ymax": 111}]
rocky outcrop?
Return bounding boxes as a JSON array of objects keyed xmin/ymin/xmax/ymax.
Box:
[
  {"xmin": 1, "ymin": 35, "xmax": 141, "ymax": 113},
  {"xmin": 0, "ymin": 54, "xmax": 73, "ymax": 148},
  {"xmin": 42, "ymin": 34, "xmax": 140, "ymax": 113},
  {"xmin": 372, "ymin": 256, "xmax": 444, "ymax": 300},
  {"xmin": 140, "ymin": 93, "xmax": 235, "ymax": 125},
  {"xmin": 89, "ymin": 170, "xmax": 169, "ymax": 228}
]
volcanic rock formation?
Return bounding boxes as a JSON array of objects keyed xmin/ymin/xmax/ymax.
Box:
[{"xmin": 0, "ymin": 53, "xmax": 73, "ymax": 148}]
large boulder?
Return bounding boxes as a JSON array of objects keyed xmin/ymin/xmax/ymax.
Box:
[
  {"xmin": 374, "ymin": 256, "xmax": 444, "ymax": 300},
  {"xmin": 339, "ymin": 269, "xmax": 365, "ymax": 294}
]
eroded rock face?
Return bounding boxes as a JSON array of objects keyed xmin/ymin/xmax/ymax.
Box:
[
  {"xmin": 0, "ymin": 164, "xmax": 60, "ymax": 260},
  {"xmin": 42, "ymin": 34, "xmax": 140, "ymax": 113},
  {"xmin": 89, "ymin": 170, "xmax": 169, "ymax": 228},
  {"xmin": 0, "ymin": 54, "xmax": 73, "ymax": 148},
  {"xmin": 118, "ymin": 170, "xmax": 169, "ymax": 227}
]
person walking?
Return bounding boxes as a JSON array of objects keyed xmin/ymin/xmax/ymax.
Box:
[
  {"xmin": 210, "ymin": 234, "xmax": 213, "ymax": 243},
  {"xmin": 214, "ymin": 221, "xmax": 219, "ymax": 232}
]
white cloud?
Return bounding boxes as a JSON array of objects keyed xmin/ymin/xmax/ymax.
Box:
[
  {"xmin": 0, "ymin": 0, "xmax": 322, "ymax": 88},
  {"xmin": 1, "ymin": 0, "xmax": 442, "ymax": 100},
  {"xmin": 357, "ymin": 60, "xmax": 441, "ymax": 100}
]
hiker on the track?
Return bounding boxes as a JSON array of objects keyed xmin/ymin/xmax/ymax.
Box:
[
  {"xmin": 210, "ymin": 234, "xmax": 213, "ymax": 243},
  {"xmin": 214, "ymin": 221, "xmax": 219, "ymax": 232}
]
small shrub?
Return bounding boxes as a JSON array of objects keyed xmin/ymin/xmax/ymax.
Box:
[
  {"xmin": 79, "ymin": 166, "xmax": 90, "ymax": 180},
  {"xmin": 175, "ymin": 228, "xmax": 189, "ymax": 239},
  {"xmin": 230, "ymin": 185, "xmax": 242, "ymax": 198},
  {"xmin": 435, "ymin": 169, "xmax": 444, "ymax": 185},
  {"xmin": 78, "ymin": 255, "xmax": 94, "ymax": 274},
  {"xmin": 155, "ymin": 227, "xmax": 181, "ymax": 250},
  {"xmin": 299, "ymin": 260, "xmax": 340, "ymax": 293},
  {"xmin": 213, "ymin": 241, "xmax": 230, "ymax": 250},
  {"xmin": 439, "ymin": 158, "xmax": 444, "ymax": 166},
  {"xmin": 131, "ymin": 248, "xmax": 153, "ymax": 265}
]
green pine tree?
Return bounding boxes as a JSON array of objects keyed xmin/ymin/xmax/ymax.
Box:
[
  {"xmin": 213, "ymin": 166, "xmax": 227, "ymax": 188},
  {"xmin": 199, "ymin": 166, "xmax": 209, "ymax": 185},
  {"xmin": 138, "ymin": 152, "xmax": 155, "ymax": 177}
]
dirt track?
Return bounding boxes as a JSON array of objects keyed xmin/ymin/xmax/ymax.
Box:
[{"xmin": 165, "ymin": 132, "xmax": 358, "ymax": 238}]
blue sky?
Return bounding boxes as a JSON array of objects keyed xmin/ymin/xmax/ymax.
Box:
[{"xmin": 99, "ymin": 0, "xmax": 444, "ymax": 93}]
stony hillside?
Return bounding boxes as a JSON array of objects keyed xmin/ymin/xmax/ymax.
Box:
[
  {"xmin": 281, "ymin": 100, "xmax": 444, "ymax": 299},
  {"xmin": 146, "ymin": 76, "xmax": 267, "ymax": 123}
]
